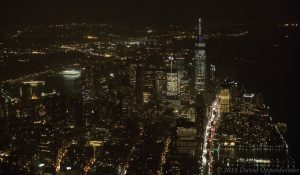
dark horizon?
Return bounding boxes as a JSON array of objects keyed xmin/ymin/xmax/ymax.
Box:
[{"xmin": 1, "ymin": 0, "xmax": 299, "ymax": 25}]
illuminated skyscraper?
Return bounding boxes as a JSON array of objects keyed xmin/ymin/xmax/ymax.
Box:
[
  {"xmin": 136, "ymin": 65, "xmax": 144, "ymax": 106},
  {"xmin": 176, "ymin": 57, "xmax": 185, "ymax": 96},
  {"xmin": 166, "ymin": 56, "xmax": 179, "ymax": 98},
  {"xmin": 220, "ymin": 89, "xmax": 230, "ymax": 113},
  {"xmin": 155, "ymin": 70, "xmax": 166, "ymax": 102},
  {"xmin": 194, "ymin": 18, "xmax": 206, "ymax": 94},
  {"xmin": 129, "ymin": 64, "xmax": 137, "ymax": 88},
  {"xmin": 144, "ymin": 67, "xmax": 156, "ymax": 103},
  {"xmin": 166, "ymin": 72, "xmax": 178, "ymax": 97}
]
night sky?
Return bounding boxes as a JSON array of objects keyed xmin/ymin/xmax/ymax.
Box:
[{"xmin": 1, "ymin": 0, "xmax": 299, "ymax": 25}]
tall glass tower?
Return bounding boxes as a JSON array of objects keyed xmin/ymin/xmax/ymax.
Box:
[{"xmin": 194, "ymin": 18, "xmax": 206, "ymax": 94}]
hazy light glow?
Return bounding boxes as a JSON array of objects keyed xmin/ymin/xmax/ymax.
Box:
[
  {"xmin": 243, "ymin": 93, "xmax": 254, "ymax": 98},
  {"xmin": 60, "ymin": 70, "xmax": 81, "ymax": 75},
  {"xmin": 22, "ymin": 80, "xmax": 45, "ymax": 86},
  {"xmin": 60, "ymin": 69, "xmax": 81, "ymax": 79}
]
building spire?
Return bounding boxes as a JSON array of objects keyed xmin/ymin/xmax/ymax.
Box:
[{"xmin": 198, "ymin": 18, "xmax": 202, "ymax": 36}]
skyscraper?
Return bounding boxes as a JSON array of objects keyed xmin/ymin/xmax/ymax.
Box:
[
  {"xmin": 220, "ymin": 89, "xmax": 230, "ymax": 113},
  {"xmin": 166, "ymin": 57, "xmax": 179, "ymax": 99},
  {"xmin": 129, "ymin": 64, "xmax": 137, "ymax": 88},
  {"xmin": 210, "ymin": 64, "xmax": 215, "ymax": 82},
  {"xmin": 166, "ymin": 72, "xmax": 178, "ymax": 97},
  {"xmin": 155, "ymin": 70, "xmax": 166, "ymax": 102},
  {"xmin": 136, "ymin": 65, "xmax": 144, "ymax": 106},
  {"xmin": 194, "ymin": 18, "xmax": 206, "ymax": 94},
  {"xmin": 176, "ymin": 57, "xmax": 185, "ymax": 96}
]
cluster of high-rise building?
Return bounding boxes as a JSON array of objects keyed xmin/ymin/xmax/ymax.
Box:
[
  {"xmin": 128, "ymin": 18, "xmax": 216, "ymax": 117},
  {"xmin": 0, "ymin": 18, "xmax": 295, "ymax": 175},
  {"xmin": 119, "ymin": 18, "xmax": 220, "ymax": 174}
]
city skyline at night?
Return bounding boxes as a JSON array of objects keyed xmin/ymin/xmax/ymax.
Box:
[{"xmin": 0, "ymin": 1, "xmax": 299, "ymax": 175}]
